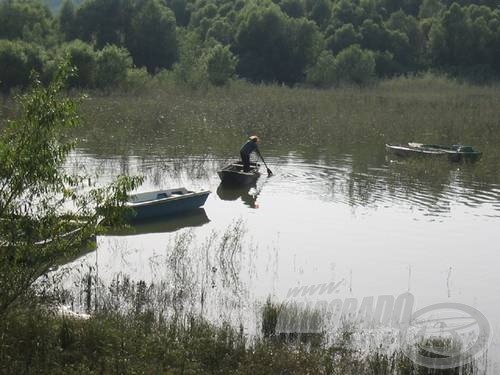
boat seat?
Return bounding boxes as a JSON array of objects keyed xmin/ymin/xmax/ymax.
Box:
[
  {"xmin": 170, "ymin": 190, "xmax": 186, "ymax": 195},
  {"xmin": 156, "ymin": 193, "xmax": 168, "ymax": 199}
]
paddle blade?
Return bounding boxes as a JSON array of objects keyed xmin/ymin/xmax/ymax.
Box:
[{"xmin": 266, "ymin": 168, "xmax": 273, "ymax": 176}]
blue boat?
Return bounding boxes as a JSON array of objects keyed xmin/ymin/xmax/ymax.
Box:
[{"xmin": 126, "ymin": 188, "xmax": 210, "ymax": 222}]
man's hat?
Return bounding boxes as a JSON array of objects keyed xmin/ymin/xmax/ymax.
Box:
[{"xmin": 249, "ymin": 135, "xmax": 259, "ymax": 142}]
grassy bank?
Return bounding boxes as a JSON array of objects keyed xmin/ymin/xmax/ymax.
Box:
[{"xmin": 0, "ymin": 301, "xmax": 480, "ymax": 375}]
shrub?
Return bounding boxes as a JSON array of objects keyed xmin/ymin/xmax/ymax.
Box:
[
  {"xmin": 205, "ymin": 43, "xmax": 238, "ymax": 86},
  {"xmin": 122, "ymin": 67, "xmax": 152, "ymax": 92},
  {"xmin": 306, "ymin": 50, "xmax": 337, "ymax": 87},
  {"xmin": 60, "ymin": 39, "xmax": 97, "ymax": 88},
  {"xmin": 334, "ymin": 44, "xmax": 375, "ymax": 85},
  {"xmin": 0, "ymin": 40, "xmax": 45, "ymax": 93},
  {"xmin": 95, "ymin": 45, "xmax": 133, "ymax": 89}
]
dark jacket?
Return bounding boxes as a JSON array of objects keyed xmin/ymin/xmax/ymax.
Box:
[{"xmin": 240, "ymin": 140, "xmax": 259, "ymax": 157}]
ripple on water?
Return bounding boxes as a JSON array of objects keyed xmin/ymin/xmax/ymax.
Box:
[
  {"xmin": 68, "ymin": 150, "xmax": 500, "ymax": 219},
  {"xmin": 263, "ymin": 156, "xmax": 500, "ymax": 218}
]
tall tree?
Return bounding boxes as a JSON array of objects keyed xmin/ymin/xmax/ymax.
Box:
[
  {"xmin": 306, "ymin": 49, "xmax": 337, "ymax": 87},
  {"xmin": 334, "ymin": 44, "xmax": 375, "ymax": 85},
  {"xmin": 419, "ymin": 0, "xmax": 444, "ymax": 18},
  {"xmin": 95, "ymin": 44, "xmax": 132, "ymax": 88},
  {"xmin": 441, "ymin": 3, "xmax": 470, "ymax": 64},
  {"xmin": 74, "ymin": 0, "xmax": 131, "ymax": 48},
  {"xmin": 58, "ymin": 0, "xmax": 77, "ymax": 41},
  {"xmin": 205, "ymin": 43, "xmax": 238, "ymax": 86},
  {"xmin": 0, "ymin": 62, "xmax": 141, "ymax": 315},
  {"xmin": 326, "ymin": 23, "xmax": 362, "ymax": 54},
  {"xmin": 387, "ymin": 10, "xmax": 423, "ymax": 68},
  {"xmin": 330, "ymin": 0, "xmax": 365, "ymax": 28},
  {"xmin": 60, "ymin": 39, "xmax": 97, "ymax": 87},
  {"xmin": 309, "ymin": 0, "xmax": 331, "ymax": 27},
  {"xmin": 279, "ymin": 0, "xmax": 305, "ymax": 19},
  {"xmin": 235, "ymin": 1, "xmax": 321, "ymax": 84},
  {"xmin": 0, "ymin": 0, "xmax": 56, "ymax": 45},
  {"xmin": 128, "ymin": 0, "xmax": 179, "ymax": 73},
  {"xmin": 0, "ymin": 40, "xmax": 44, "ymax": 93},
  {"xmin": 166, "ymin": 0, "xmax": 192, "ymax": 26}
]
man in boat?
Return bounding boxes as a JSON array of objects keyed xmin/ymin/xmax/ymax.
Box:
[{"xmin": 240, "ymin": 135, "xmax": 262, "ymax": 172}]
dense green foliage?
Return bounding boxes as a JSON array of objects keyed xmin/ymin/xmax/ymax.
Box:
[
  {"xmin": 128, "ymin": 0, "xmax": 178, "ymax": 73},
  {"xmin": 0, "ymin": 63, "xmax": 141, "ymax": 316},
  {"xmin": 95, "ymin": 44, "xmax": 133, "ymax": 88},
  {"xmin": 0, "ymin": 39, "xmax": 45, "ymax": 93},
  {"xmin": 0, "ymin": 0, "xmax": 499, "ymax": 90},
  {"xmin": 307, "ymin": 45, "xmax": 376, "ymax": 85},
  {"xmin": 205, "ymin": 43, "xmax": 238, "ymax": 86}
]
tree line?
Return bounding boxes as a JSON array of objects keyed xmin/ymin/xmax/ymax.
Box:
[{"xmin": 0, "ymin": 0, "xmax": 499, "ymax": 92}]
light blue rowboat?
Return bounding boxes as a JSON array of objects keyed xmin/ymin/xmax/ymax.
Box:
[{"xmin": 126, "ymin": 188, "xmax": 210, "ymax": 222}]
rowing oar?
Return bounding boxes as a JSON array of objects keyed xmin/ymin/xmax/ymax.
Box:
[{"xmin": 259, "ymin": 154, "xmax": 273, "ymax": 176}]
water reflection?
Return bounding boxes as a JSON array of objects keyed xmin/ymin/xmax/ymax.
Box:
[
  {"xmin": 105, "ymin": 208, "xmax": 210, "ymax": 236},
  {"xmin": 216, "ymin": 184, "xmax": 259, "ymax": 209},
  {"xmin": 60, "ymin": 220, "xmax": 255, "ymax": 326}
]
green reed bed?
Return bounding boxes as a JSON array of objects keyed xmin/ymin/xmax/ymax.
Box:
[
  {"xmin": 3, "ymin": 75, "xmax": 499, "ymax": 158},
  {"xmin": 75, "ymin": 75, "xmax": 500, "ymax": 164}
]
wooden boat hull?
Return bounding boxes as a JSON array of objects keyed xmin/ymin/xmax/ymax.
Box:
[
  {"xmin": 385, "ymin": 143, "xmax": 482, "ymax": 162},
  {"xmin": 126, "ymin": 188, "xmax": 210, "ymax": 222},
  {"xmin": 217, "ymin": 161, "xmax": 261, "ymax": 186}
]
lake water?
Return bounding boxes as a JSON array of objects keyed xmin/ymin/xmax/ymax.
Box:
[
  {"xmin": 46, "ymin": 82, "xmax": 500, "ymax": 371},
  {"xmin": 59, "ymin": 139, "xmax": 500, "ymax": 371}
]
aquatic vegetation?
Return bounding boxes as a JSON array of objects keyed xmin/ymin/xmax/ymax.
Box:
[
  {"xmin": 66, "ymin": 75, "xmax": 500, "ymax": 180},
  {"xmin": 0, "ymin": 293, "xmax": 483, "ymax": 374}
]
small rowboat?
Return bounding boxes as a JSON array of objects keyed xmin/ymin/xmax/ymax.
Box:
[
  {"xmin": 0, "ymin": 216, "xmax": 103, "ymax": 271},
  {"xmin": 126, "ymin": 188, "xmax": 210, "ymax": 222},
  {"xmin": 217, "ymin": 161, "xmax": 261, "ymax": 186},
  {"xmin": 0, "ymin": 216, "xmax": 103, "ymax": 248},
  {"xmin": 385, "ymin": 143, "xmax": 482, "ymax": 162}
]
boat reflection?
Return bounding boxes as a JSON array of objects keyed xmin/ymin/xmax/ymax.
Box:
[
  {"xmin": 105, "ymin": 208, "xmax": 210, "ymax": 236},
  {"xmin": 216, "ymin": 184, "xmax": 259, "ymax": 208}
]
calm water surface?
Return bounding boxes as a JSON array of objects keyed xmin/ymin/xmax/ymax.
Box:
[{"xmin": 61, "ymin": 140, "xmax": 500, "ymax": 370}]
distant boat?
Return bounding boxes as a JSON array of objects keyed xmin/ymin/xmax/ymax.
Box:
[
  {"xmin": 0, "ymin": 216, "xmax": 103, "ymax": 248},
  {"xmin": 385, "ymin": 143, "xmax": 482, "ymax": 162},
  {"xmin": 217, "ymin": 161, "xmax": 261, "ymax": 186},
  {"xmin": 126, "ymin": 188, "xmax": 210, "ymax": 222},
  {"xmin": 0, "ymin": 216, "xmax": 103, "ymax": 271}
]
